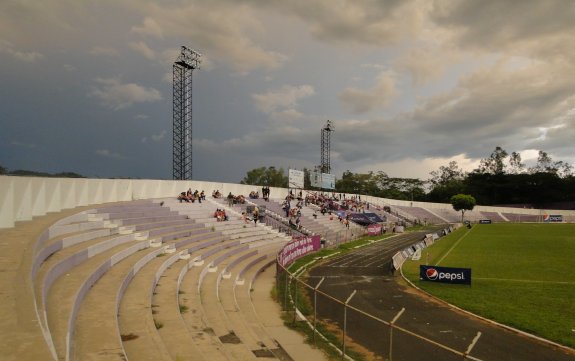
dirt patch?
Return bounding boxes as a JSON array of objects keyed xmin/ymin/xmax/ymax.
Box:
[
  {"xmin": 252, "ymin": 348, "xmax": 275, "ymax": 357},
  {"xmin": 120, "ymin": 333, "xmax": 139, "ymax": 341},
  {"xmin": 219, "ymin": 330, "xmax": 242, "ymax": 344}
]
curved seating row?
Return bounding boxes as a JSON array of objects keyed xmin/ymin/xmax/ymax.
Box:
[
  {"xmin": 26, "ymin": 198, "xmax": 293, "ymax": 360},
  {"xmin": 250, "ymin": 198, "xmax": 364, "ymax": 245}
]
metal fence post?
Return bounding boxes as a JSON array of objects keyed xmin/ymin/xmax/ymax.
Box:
[
  {"xmin": 293, "ymin": 277, "xmax": 298, "ymax": 323},
  {"xmin": 284, "ymin": 273, "xmax": 289, "ymax": 311},
  {"xmin": 313, "ymin": 277, "xmax": 325, "ymax": 345},
  {"xmin": 463, "ymin": 332, "xmax": 482, "ymax": 360},
  {"xmin": 389, "ymin": 308, "xmax": 405, "ymax": 361},
  {"xmin": 342, "ymin": 290, "xmax": 357, "ymax": 360}
]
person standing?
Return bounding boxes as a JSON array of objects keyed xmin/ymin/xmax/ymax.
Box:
[{"xmin": 253, "ymin": 206, "xmax": 259, "ymax": 227}]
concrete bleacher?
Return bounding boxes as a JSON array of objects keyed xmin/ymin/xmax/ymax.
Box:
[
  {"xmin": 13, "ymin": 197, "xmax": 304, "ymax": 361},
  {"xmin": 3, "ymin": 175, "xmax": 574, "ymax": 361},
  {"xmin": 250, "ymin": 197, "xmax": 364, "ymax": 245},
  {"xmin": 393, "ymin": 205, "xmax": 448, "ymax": 224},
  {"xmin": 480, "ymin": 211, "xmax": 508, "ymax": 222},
  {"xmin": 502, "ymin": 213, "xmax": 542, "ymax": 222}
]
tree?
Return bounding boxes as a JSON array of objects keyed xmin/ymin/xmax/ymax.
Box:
[
  {"xmin": 240, "ymin": 166, "xmax": 288, "ymax": 187},
  {"xmin": 528, "ymin": 150, "xmax": 573, "ymax": 177},
  {"xmin": 477, "ymin": 146, "xmax": 508, "ymax": 175},
  {"xmin": 450, "ymin": 194, "xmax": 476, "ymax": 223},
  {"xmin": 529, "ymin": 150, "xmax": 555, "ymax": 174},
  {"xmin": 429, "ymin": 161, "xmax": 464, "ymax": 186},
  {"xmin": 427, "ymin": 161, "xmax": 465, "ymax": 202},
  {"xmin": 508, "ymin": 151, "xmax": 525, "ymax": 174},
  {"xmin": 0, "ymin": 164, "xmax": 6, "ymax": 175}
]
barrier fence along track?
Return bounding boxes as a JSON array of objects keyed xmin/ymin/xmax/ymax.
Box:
[{"xmin": 275, "ymin": 239, "xmax": 483, "ymax": 361}]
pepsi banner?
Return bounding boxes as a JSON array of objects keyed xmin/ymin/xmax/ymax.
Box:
[
  {"xmin": 420, "ymin": 265, "xmax": 471, "ymax": 285},
  {"xmin": 544, "ymin": 214, "xmax": 563, "ymax": 223}
]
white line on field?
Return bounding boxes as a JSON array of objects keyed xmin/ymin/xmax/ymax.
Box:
[{"xmin": 436, "ymin": 226, "xmax": 474, "ymax": 266}]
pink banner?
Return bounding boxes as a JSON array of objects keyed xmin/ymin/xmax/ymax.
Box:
[
  {"xmin": 367, "ymin": 223, "xmax": 382, "ymax": 235},
  {"xmin": 278, "ymin": 235, "xmax": 321, "ymax": 267}
]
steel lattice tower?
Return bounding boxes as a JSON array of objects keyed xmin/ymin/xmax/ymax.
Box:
[
  {"xmin": 320, "ymin": 120, "xmax": 334, "ymax": 174},
  {"xmin": 173, "ymin": 46, "xmax": 201, "ymax": 180}
]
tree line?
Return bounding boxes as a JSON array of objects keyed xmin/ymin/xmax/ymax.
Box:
[
  {"xmin": 0, "ymin": 164, "xmax": 85, "ymax": 178},
  {"xmin": 239, "ymin": 147, "xmax": 575, "ymax": 208}
]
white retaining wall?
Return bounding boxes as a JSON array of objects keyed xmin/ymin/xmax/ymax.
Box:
[
  {"xmin": 0, "ymin": 176, "xmax": 289, "ymax": 229},
  {"xmin": 2, "ymin": 175, "xmax": 574, "ymax": 229}
]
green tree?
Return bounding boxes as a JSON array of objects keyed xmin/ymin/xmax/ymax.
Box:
[
  {"xmin": 508, "ymin": 151, "xmax": 525, "ymax": 174},
  {"xmin": 429, "ymin": 161, "xmax": 464, "ymax": 186},
  {"xmin": 0, "ymin": 164, "xmax": 6, "ymax": 175},
  {"xmin": 450, "ymin": 194, "xmax": 476, "ymax": 223},
  {"xmin": 335, "ymin": 170, "xmax": 360, "ymax": 194},
  {"xmin": 240, "ymin": 166, "xmax": 288, "ymax": 187},
  {"xmin": 427, "ymin": 161, "xmax": 465, "ymax": 202},
  {"xmin": 477, "ymin": 146, "xmax": 508, "ymax": 175}
]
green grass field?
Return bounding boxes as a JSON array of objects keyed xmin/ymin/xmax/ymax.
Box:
[{"xmin": 402, "ymin": 223, "xmax": 575, "ymax": 348}]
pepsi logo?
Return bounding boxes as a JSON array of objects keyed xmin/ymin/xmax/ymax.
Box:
[{"xmin": 426, "ymin": 268, "xmax": 438, "ymax": 280}]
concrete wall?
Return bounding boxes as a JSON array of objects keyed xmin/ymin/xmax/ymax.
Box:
[
  {"xmin": 0, "ymin": 176, "xmax": 288, "ymax": 229},
  {"xmin": 2, "ymin": 175, "xmax": 573, "ymax": 229}
]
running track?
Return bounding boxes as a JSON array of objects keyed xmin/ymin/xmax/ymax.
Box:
[{"xmin": 307, "ymin": 231, "xmax": 574, "ymax": 361}]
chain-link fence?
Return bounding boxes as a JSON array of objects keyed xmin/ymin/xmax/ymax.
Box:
[{"xmin": 276, "ymin": 260, "xmax": 482, "ymax": 361}]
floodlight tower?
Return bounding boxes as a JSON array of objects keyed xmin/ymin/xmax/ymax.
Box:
[
  {"xmin": 320, "ymin": 120, "xmax": 334, "ymax": 174},
  {"xmin": 173, "ymin": 46, "xmax": 201, "ymax": 180}
]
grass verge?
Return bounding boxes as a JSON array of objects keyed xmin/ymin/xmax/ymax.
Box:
[{"xmin": 402, "ymin": 223, "xmax": 575, "ymax": 348}]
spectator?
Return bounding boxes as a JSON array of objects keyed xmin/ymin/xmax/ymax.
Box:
[
  {"xmin": 262, "ymin": 186, "xmax": 270, "ymax": 201},
  {"xmin": 178, "ymin": 191, "xmax": 190, "ymax": 203},
  {"xmin": 253, "ymin": 206, "xmax": 259, "ymax": 226},
  {"xmin": 214, "ymin": 209, "xmax": 223, "ymax": 221},
  {"xmin": 214, "ymin": 209, "xmax": 228, "ymax": 222},
  {"xmin": 187, "ymin": 188, "xmax": 196, "ymax": 203},
  {"xmin": 282, "ymin": 200, "xmax": 290, "ymax": 217},
  {"xmin": 227, "ymin": 192, "xmax": 234, "ymax": 207}
]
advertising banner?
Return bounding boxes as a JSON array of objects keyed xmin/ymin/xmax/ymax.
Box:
[
  {"xmin": 288, "ymin": 169, "xmax": 304, "ymax": 189},
  {"xmin": 278, "ymin": 235, "xmax": 321, "ymax": 267},
  {"xmin": 420, "ymin": 265, "xmax": 471, "ymax": 285},
  {"xmin": 544, "ymin": 214, "xmax": 563, "ymax": 223},
  {"xmin": 322, "ymin": 173, "xmax": 336, "ymax": 190},
  {"xmin": 392, "ymin": 252, "xmax": 405, "ymax": 270},
  {"xmin": 310, "ymin": 170, "xmax": 321, "ymax": 188},
  {"xmin": 348, "ymin": 213, "xmax": 370, "ymax": 225},
  {"xmin": 479, "ymin": 219, "xmax": 492, "ymax": 224},
  {"xmin": 367, "ymin": 223, "xmax": 382, "ymax": 235},
  {"xmin": 309, "ymin": 171, "xmax": 336, "ymax": 189},
  {"xmin": 364, "ymin": 212, "xmax": 384, "ymax": 223}
]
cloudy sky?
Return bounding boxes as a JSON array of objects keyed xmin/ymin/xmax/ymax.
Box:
[{"xmin": 1, "ymin": 0, "xmax": 574, "ymax": 183}]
